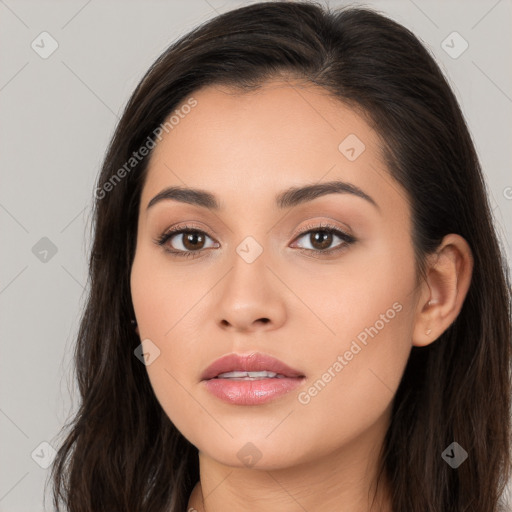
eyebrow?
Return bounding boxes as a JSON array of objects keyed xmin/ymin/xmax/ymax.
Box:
[{"xmin": 146, "ymin": 179, "xmax": 379, "ymax": 212}]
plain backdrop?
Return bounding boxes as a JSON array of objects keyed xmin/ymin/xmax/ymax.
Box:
[{"xmin": 0, "ymin": 0, "xmax": 511, "ymax": 510}]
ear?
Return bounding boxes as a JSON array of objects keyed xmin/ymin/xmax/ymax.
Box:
[{"xmin": 412, "ymin": 233, "xmax": 474, "ymax": 347}]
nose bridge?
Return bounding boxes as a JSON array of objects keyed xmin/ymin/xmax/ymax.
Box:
[
  {"xmin": 226, "ymin": 233, "xmax": 270, "ymax": 299},
  {"xmin": 235, "ymin": 233, "xmax": 266, "ymax": 265},
  {"xmin": 214, "ymin": 232, "xmax": 286, "ymax": 331}
]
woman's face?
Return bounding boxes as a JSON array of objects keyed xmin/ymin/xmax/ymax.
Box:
[{"xmin": 130, "ymin": 80, "xmax": 422, "ymax": 470}]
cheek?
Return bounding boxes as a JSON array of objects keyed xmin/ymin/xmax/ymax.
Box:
[
  {"xmin": 130, "ymin": 247, "xmax": 199, "ymax": 339},
  {"xmin": 288, "ymin": 239, "xmax": 416, "ymax": 438},
  {"xmin": 288, "ymin": 230, "xmax": 416, "ymax": 348},
  {"xmin": 288, "ymin": 301, "xmax": 414, "ymax": 463},
  {"xmin": 130, "ymin": 250, "xmax": 210, "ymax": 433}
]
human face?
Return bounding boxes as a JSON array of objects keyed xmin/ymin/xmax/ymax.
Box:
[{"xmin": 130, "ymin": 80, "xmax": 420, "ymax": 470}]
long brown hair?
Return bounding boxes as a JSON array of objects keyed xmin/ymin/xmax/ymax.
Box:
[{"xmin": 48, "ymin": 2, "xmax": 512, "ymax": 511}]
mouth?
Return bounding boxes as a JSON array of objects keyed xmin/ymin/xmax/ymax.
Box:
[
  {"xmin": 201, "ymin": 352, "xmax": 305, "ymax": 381},
  {"xmin": 214, "ymin": 370, "xmax": 290, "ymax": 380},
  {"xmin": 201, "ymin": 352, "xmax": 305, "ymax": 405}
]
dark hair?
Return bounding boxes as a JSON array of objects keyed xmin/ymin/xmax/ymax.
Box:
[{"xmin": 48, "ymin": 1, "xmax": 512, "ymax": 511}]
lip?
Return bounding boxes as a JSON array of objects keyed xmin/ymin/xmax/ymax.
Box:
[
  {"xmin": 201, "ymin": 352, "xmax": 305, "ymax": 406},
  {"xmin": 201, "ymin": 352, "xmax": 304, "ymax": 380}
]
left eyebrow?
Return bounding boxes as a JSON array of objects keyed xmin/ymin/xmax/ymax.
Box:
[
  {"xmin": 146, "ymin": 179, "xmax": 379, "ymax": 212},
  {"xmin": 275, "ymin": 180, "xmax": 379, "ymax": 211}
]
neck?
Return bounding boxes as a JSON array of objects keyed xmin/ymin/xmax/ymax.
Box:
[{"xmin": 187, "ymin": 410, "xmax": 393, "ymax": 512}]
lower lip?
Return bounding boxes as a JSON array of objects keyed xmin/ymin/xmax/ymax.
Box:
[{"xmin": 203, "ymin": 377, "xmax": 304, "ymax": 405}]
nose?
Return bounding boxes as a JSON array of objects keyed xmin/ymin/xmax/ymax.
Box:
[{"xmin": 214, "ymin": 249, "xmax": 287, "ymax": 333}]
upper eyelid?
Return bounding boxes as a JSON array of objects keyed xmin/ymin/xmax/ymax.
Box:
[
  {"xmin": 294, "ymin": 222, "xmax": 352, "ymax": 237},
  {"xmin": 162, "ymin": 222, "xmax": 350, "ymax": 237}
]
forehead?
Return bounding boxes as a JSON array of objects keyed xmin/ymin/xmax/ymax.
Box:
[{"xmin": 140, "ymin": 80, "xmax": 401, "ymax": 215}]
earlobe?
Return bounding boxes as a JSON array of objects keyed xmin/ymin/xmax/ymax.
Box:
[
  {"xmin": 412, "ymin": 296, "xmax": 438, "ymax": 347},
  {"xmin": 412, "ymin": 234, "xmax": 474, "ymax": 347}
]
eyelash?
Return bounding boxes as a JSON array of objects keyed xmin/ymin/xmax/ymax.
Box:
[{"xmin": 153, "ymin": 222, "xmax": 356, "ymax": 260}]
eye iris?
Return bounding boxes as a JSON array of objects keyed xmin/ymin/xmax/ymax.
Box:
[
  {"xmin": 183, "ymin": 232, "xmax": 205, "ymax": 250},
  {"xmin": 311, "ymin": 230, "xmax": 332, "ymax": 250}
]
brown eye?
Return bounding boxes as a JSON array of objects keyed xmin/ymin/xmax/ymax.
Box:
[
  {"xmin": 307, "ymin": 230, "xmax": 334, "ymax": 251},
  {"xmin": 293, "ymin": 225, "xmax": 355, "ymax": 255},
  {"xmin": 155, "ymin": 226, "xmax": 218, "ymax": 257},
  {"xmin": 180, "ymin": 231, "xmax": 206, "ymax": 251}
]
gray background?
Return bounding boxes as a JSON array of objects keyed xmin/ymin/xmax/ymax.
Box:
[{"xmin": 1, "ymin": 0, "xmax": 511, "ymax": 510}]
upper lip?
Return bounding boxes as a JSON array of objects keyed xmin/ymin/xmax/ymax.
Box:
[{"xmin": 201, "ymin": 352, "xmax": 305, "ymax": 380}]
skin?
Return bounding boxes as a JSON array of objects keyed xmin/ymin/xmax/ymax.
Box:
[{"xmin": 130, "ymin": 79, "xmax": 473, "ymax": 512}]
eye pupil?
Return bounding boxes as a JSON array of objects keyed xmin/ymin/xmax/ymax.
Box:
[
  {"xmin": 311, "ymin": 231, "xmax": 332, "ymax": 250},
  {"xmin": 183, "ymin": 232, "xmax": 205, "ymax": 250}
]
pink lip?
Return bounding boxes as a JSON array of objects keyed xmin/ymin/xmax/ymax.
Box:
[
  {"xmin": 201, "ymin": 352, "xmax": 304, "ymax": 380},
  {"xmin": 201, "ymin": 352, "xmax": 305, "ymax": 406}
]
